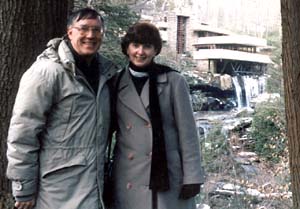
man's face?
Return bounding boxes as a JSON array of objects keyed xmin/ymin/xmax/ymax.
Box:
[{"xmin": 67, "ymin": 17, "xmax": 103, "ymax": 59}]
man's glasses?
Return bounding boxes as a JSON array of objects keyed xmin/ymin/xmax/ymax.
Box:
[{"xmin": 72, "ymin": 25, "xmax": 103, "ymax": 36}]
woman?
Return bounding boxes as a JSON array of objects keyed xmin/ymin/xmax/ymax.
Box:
[{"xmin": 111, "ymin": 22, "xmax": 205, "ymax": 209}]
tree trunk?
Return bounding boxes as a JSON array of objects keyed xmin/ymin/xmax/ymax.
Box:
[
  {"xmin": 0, "ymin": 0, "xmax": 73, "ymax": 207},
  {"xmin": 281, "ymin": 0, "xmax": 300, "ymax": 208}
]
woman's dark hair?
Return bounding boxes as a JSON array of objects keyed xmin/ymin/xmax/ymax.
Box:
[
  {"xmin": 67, "ymin": 8, "xmax": 104, "ymax": 28},
  {"xmin": 121, "ymin": 22, "xmax": 162, "ymax": 56}
]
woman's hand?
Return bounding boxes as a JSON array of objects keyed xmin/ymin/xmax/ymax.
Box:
[
  {"xmin": 178, "ymin": 184, "xmax": 201, "ymax": 200},
  {"xmin": 14, "ymin": 199, "xmax": 35, "ymax": 209}
]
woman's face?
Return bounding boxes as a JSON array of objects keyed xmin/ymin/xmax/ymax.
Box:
[{"xmin": 127, "ymin": 43, "xmax": 157, "ymax": 68}]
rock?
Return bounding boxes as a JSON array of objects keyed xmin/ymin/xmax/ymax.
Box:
[
  {"xmin": 222, "ymin": 183, "xmax": 241, "ymax": 190},
  {"xmin": 197, "ymin": 203, "xmax": 211, "ymax": 209},
  {"xmin": 238, "ymin": 151, "xmax": 257, "ymax": 158},
  {"xmin": 246, "ymin": 188, "xmax": 262, "ymax": 196},
  {"xmin": 234, "ymin": 157, "xmax": 251, "ymax": 165},
  {"xmin": 240, "ymin": 164, "xmax": 258, "ymax": 176}
]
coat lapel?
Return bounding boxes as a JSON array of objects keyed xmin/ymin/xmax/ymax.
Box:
[
  {"xmin": 118, "ymin": 70, "xmax": 150, "ymax": 122},
  {"xmin": 140, "ymin": 72, "xmax": 168, "ymax": 110},
  {"xmin": 140, "ymin": 80, "xmax": 149, "ymax": 109},
  {"xmin": 157, "ymin": 72, "xmax": 167, "ymax": 95}
]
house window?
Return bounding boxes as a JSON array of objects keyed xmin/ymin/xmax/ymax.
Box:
[{"xmin": 177, "ymin": 16, "xmax": 188, "ymax": 54}]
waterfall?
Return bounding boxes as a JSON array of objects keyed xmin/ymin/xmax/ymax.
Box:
[
  {"xmin": 233, "ymin": 76, "xmax": 266, "ymax": 109},
  {"xmin": 258, "ymin": 76, "xmax": 266, "ymax": 94},
  {"xmin": 243, "ymin": 76, "xmax": 257, "ymax": 108},
  {"xmin": 232, "ymin": 76, "xmax": 243, "ymax": 108}
]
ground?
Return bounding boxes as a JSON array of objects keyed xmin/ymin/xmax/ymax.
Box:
[{"xmin": 196, "ymin": 115, "xmax": 292, "ymax": 209}]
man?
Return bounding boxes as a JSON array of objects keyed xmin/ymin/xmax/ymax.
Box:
[{"xmin": 6, "ymin": 8, "xmax": 118, "ymax": 209}]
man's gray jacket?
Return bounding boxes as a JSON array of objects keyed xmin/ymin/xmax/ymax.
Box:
[{"xmin": 6, "ymin": 38, "xmax": 118, "ymax": 209}]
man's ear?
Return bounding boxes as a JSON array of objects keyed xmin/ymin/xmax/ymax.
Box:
[{"xmin": 67, "ymin": 28, "xmax": 72, "ymax": 39}]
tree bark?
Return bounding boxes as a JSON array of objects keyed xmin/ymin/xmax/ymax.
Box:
[
  {"xmin": 0, "ymin": 0, "xmax": 73, "ymax": 206},
  {"xmin": 281, "ymin": 0, "xmax": 300, "ymax": 208}
]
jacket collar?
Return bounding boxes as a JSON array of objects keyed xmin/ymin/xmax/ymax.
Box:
[
  {"xmin": 117, "ymin": 65, "xmax": 169, "ymax": 121},
  {"xmin": 39, "ymin": 38, "xmax": 117, "ymax": 80},
  {"xmin": 118, "ymin": 68, "xmax": 150, "ymax": 122}
]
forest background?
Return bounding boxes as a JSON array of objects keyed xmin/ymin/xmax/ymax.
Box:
[{"xmin": 1, "ymin": 0, "xmax": 293, "ymax": 208}]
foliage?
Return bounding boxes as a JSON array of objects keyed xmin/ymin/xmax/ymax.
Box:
[
  {"xmin": 155, "ymin": 47, "xmax": 197, "ymax": 72},
  {"xmin": 94, "ymin": 3, "xmax": 140, "ymax": 67},
  {"xmin": 0, "ymin": 193, "xmax": 14, "ymax": 209},
  {"xmin": 248, "ymin": 99, "xmax": 287, "ymax": 162},
  {"xmin": 189, "ymin": 91, "xmax": 205, "ymax": 112},
  {"xmin": 265, "ymin": 30, "xmax": 283, "ymax": 96},
  {"xmin": 200, "ymin": 122, "xmax": 229, "ymax": 173}
]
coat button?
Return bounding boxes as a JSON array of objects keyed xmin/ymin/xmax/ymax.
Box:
[
  {"xmin": 13, "ymin": 181, "xmax": 23, "ymax": 191},
  {"xmin": 145, "ymin": 122, "xmax": 151, "ymax": 128},
  {"xmin": 128, "ymin": 153, "xmax": 134, "ymax": 160},
  {"xmin": 126, "ymin": 123, "xmax": 132, "ymax": 130},
  {"xmin": 127, "ymin": 182, "xmax": 132, "ymax": 189}
]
